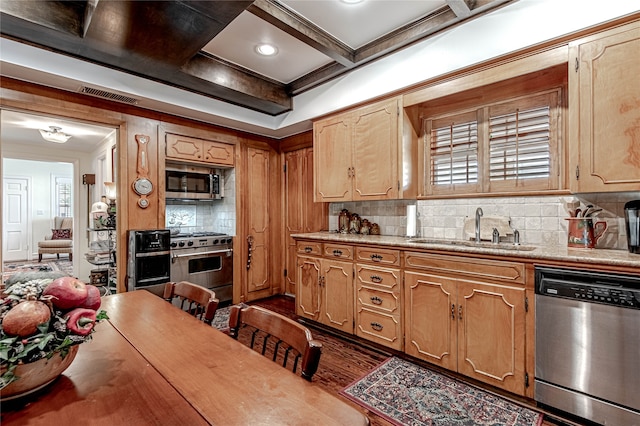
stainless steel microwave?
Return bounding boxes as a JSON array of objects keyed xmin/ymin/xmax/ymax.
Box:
[{"xmin": 165, "ymin": 164, "xmax": 222, "ymax": 200}]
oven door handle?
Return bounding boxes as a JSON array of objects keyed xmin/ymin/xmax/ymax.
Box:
[{"xmin": 171, "ymin": 249, "xmax": 233, "ymax": 263}]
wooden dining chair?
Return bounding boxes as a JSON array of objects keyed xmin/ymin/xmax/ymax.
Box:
[
  {"xmin": 163, "ymin": 281, "xmax": 219, "ymax": 325},
  {"xmin": 228, "ymin": 305, "xmax": 322, "ymax": 381}
]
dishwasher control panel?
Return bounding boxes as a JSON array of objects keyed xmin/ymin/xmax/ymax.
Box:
[{"xmin": 535, "ymin": 266, "xmax": 640, "ymax": 309}]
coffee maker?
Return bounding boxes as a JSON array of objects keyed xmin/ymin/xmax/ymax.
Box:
[{"xmin": 624, "ymin": 200, "xmax": 640, "ymax": 253}]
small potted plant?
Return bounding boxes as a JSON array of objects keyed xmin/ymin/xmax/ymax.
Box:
[{"xmin": 0, "ymin": 273, "xmax": 108, "ymax": 400}]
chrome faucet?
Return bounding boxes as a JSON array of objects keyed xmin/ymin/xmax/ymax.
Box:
[{"xmin": 475, "ymin": 208, "xmax": 483, "ymax": 243}]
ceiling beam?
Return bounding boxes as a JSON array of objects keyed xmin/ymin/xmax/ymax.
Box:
[
  {"xmin": 248, "ymin": 0, "xmax": 355, "ymax": 67},
  {"xmin": 446, "ymin": 0, "xmax": 472, "ymax": 18}
]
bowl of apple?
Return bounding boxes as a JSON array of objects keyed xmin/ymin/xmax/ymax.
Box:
[{"xmin": 0, "ymin": 275, "xmax": 108, "ymax": 401}]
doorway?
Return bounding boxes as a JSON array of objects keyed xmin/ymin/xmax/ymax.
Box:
[{"xmin": 1, "ymin": 109, "xmax": 117, "ymax": 284}]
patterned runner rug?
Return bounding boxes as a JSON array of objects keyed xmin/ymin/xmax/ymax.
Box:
[
  {"xmin": 341, "ymin": 357, "xmax": 543, "ymax": 426},
  {"xmin": 2, "ymin": 259, "xmax": 73, "ymax": 284}
]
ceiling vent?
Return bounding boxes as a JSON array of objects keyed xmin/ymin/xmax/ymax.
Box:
[{"xmin": 79, "ymin": 86, "xmax": 139, "ymax": 105}]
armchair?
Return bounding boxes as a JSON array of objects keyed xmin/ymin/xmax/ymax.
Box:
[{"xmin": 38, "ymin": 216, "xmax": 73, "ymax": 262}]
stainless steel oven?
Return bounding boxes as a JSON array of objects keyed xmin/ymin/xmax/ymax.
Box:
[
  {"xmin": 170, "ymin": 232, "xmax": 233, "ymax": 303},
  {"xmin": 535, "ymin": 266, "xmax": 640, "ymax": 425},
  {"xmin": 127, "ymin": 230, "xmax": 171, "ymax": 295}
]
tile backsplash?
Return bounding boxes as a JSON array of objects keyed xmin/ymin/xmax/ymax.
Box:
[{"xmin": 329, "ymin": 192, "xmax": 640, "ymax": 250}]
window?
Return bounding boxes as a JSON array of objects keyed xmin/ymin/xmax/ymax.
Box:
[
  {"xmin": 54, "ymin": 176, "xmax": 72, "ymax": 217},
  {"xmin": 423, "ymin": 89, "xmax": 561, "ymax": 196}
]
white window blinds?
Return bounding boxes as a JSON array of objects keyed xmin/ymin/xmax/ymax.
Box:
[
  {"xmin": 488, "ymin": 105, "xmax": 551, "ymax": 182},
  {"xmin": 430, "ymin": 119, "xmax": 478, "ymax": 185}
]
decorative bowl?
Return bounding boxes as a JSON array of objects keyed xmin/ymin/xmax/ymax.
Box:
[{"xmin": 0, "ymin": 345, "xmax": 79, "ymax": 401}]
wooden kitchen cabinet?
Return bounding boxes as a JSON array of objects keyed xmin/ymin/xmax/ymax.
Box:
[
  {"xmin": 404, "ymin": 252, "xmax": 528, "ymax": 396},
  {"xmin": 569, "ymin": 20, "xmax": 640, "ymax": 192},
  {"xmin": 284, "ymin": 148, "xmax": 328, "ymax": 295},
  {"xmin": 314, "ymin": 98, "xmax": 401, "ymax": 202},
  {"xmin": 296, "ymin": 242, "xmax": 354, "ymax": 333},
  {"xmin": 166, "ymin": 133, "xmax": 234, "ymax": 166},
  {"xmin": 244, "ymin": 146, "xmax": 274, "ymax": 301},
  {"xmin": 355, "ymin": 247, "xmax": 402, "ymax": 350}
]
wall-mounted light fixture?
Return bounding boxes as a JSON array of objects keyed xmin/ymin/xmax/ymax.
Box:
[{"xmin": 39, "ymin": 126, "xmax": 71, "ymax": 143}]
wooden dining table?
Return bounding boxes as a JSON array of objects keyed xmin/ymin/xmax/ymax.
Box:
[{"xmin": 2, "ymin": 290, "xmax": 369, "ymax": 425}]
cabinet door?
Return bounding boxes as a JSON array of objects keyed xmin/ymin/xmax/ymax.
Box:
[
  {"xmin": 351, "ymin": 99, "xmax": 399, "ymax": 200},
  {"xmin": 296, "ymin": 255, "xmax": 321, "ymax": 321},
  {"xmin": 404, "ymin": 272, "xmax": 457, "ymax": 371},
  {"xmin": 314, "ymin": 115, "xmax": 352, "ymax": 202},
  {"xmin": 570, "ymin": 22, "xmax": 640, "ymax": 192},
  {"xmin": 321, "ymin": 259, "xmax": 354, "ymax": 333},
  {"xmin": 456, "ymin": 280, "xmax": 526, "ymax": 395},
  {"xmin": 246, "ymin": 147, "xmax": 271, "ymax": 296},
  {"xmin": 203, "ymin": 140, "xmax": 234, "ymax": 166},
  {"xmin": 166, "ymin": 133, "xmax": 204, "ymax": 162}
]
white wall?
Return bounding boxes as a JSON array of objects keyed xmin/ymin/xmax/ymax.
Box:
[{"xmin": 2, "ymin": 133, "xmax": 115, "ymax": 282}]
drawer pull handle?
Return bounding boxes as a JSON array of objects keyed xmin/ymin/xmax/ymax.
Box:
[
  {"xmin": 451, "ymin": 304, "xmax": 455, "ymax": 320},
  {"xmin": 304, "ymin": 246, "xmax": 312, "ymax": 253},
  {"xmin": 370, "ymin": 296, "xmax": 383, "ymax": 305},
  {"xmin": 333, "ymin": 249, "xmax": 343, "ymax": 256},
  {"xmin": 370, "ymin": 322, "xmax": 383, "ymax": 331},
  {"xmin": 370, "ymin": 275, "xmax": 382, "ymax": 283},
  {"xmin": 370, "ymin": 254, "xmax": 383, "ymax": 262},
  {"xmin": 459, "ymin": 305, "xmax": 463, "ymax": 320}
]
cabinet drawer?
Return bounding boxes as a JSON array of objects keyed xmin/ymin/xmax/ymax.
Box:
[
  {"xmin": 296, "ymin": 242, "xmax": 322, "ymax": 256},
  {"xmin": 404, "ymin": 252, "xmax": 525, "ymax": 285},
  {"xmin": 324, "ymin": 243, "xmax": 354, "ymax": 260},
  {"xmin": 356, "ymin": 308, "xmax": 402, "ymax": 350},
  {"xmin": 356, "ymin": 264, "xmax": 400, "ymax": 290},
  {"xmin": 357, "ymin": 285, "xmax": 400, "ymax": 314},
  {"xmin": 356, "ymin": 247, "xmax": 400, "ymax": 266}
]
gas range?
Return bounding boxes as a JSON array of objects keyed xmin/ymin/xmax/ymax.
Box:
[{"xmin": 170, "ymin": 232, "xmax": 233, "ymax": 250}]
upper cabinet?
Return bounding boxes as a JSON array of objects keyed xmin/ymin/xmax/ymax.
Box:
[
  {"xmin": 569, "ymin": 20, "xmax": 640, "ymax": 193},
  {"xmin": 313, "ymin": 97, "xmax": 416, "ymax": 202},
  {"xmin": 165, "ymin": 133, "xmax": 235, "ymax": 166}
]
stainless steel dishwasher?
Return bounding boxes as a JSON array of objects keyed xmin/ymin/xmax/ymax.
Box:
[{"xmin": 535, "ymin": 266, "xmax": 640, "ymax": 426}]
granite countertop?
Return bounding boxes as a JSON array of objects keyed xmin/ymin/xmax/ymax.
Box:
[{"xmin": 291, "ymin": 232, "xmax": 640, "ymax": 269}]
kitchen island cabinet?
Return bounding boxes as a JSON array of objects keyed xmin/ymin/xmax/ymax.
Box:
[
  {"xmin": 314, "ymin": 98, "xmax": 402, "ymax": 202},
  {"xmin": 569, "ymin": 20, "xmax": 640, "ymax": 193}
]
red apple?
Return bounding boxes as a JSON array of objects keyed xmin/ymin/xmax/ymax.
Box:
[
  {"xmin": 79, "ymin": 284, "xmax": 102, "ymax": 310},
  {"xmin": 2, "ymin": 300, "xmax": 51, "ymax": 337},
  {"xmin": 43, "ymin": 276, "xmax": 88, "ymax": 310}
]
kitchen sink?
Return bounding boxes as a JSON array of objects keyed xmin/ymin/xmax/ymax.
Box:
[{"xmin": 408, "ymin": 238, "xmax": 537, "ymax": 251}]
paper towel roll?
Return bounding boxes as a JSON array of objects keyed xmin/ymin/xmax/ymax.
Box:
[{"xmin": 406, "ymin": 205, "xmax": 417, "ymax": 237}]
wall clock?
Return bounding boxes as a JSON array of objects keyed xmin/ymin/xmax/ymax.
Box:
[{"xmin": 132, "ymin": 134, "xmax": 153, "ymax": 208}]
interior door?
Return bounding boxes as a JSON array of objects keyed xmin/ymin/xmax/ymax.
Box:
[{"xmin": 2, "ymin": 177, "xmax": 30, "ymax": 261}]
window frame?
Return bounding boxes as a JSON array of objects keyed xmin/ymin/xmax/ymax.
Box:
[{"xmin": 422, "ymin": 88, "xmax": 562, "ymax": 197}]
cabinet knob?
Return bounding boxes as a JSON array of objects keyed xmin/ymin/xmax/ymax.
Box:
[{"xmin": 370, "ymin": 322, "xmax": 383, "ymax": 331}]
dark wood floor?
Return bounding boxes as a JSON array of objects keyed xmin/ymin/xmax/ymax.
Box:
[{"xmin": 248, "ymin": 295, "xmax": 590, "ymax": 426}]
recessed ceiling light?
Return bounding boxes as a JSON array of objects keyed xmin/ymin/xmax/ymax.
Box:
[
  {"xmin": 340, "ymin": 0, "xmax": 364, "ymax": 4},
  {"xmin": 255, "ymin": 44, "xmax": 278, "ymax": 56}
]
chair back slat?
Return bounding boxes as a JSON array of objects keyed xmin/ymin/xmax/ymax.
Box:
[
  {"xmin": 163, "ymin": 281, "xmax": 219, "ymax": 325},
  {"xmin": 228, "ymin": 305, "xmax": 322, "ymax": 381}
]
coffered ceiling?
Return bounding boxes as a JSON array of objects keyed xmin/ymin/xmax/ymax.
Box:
[{"xmin": 0, "ymin": 0, "xmax": 513, "ymax": 116}]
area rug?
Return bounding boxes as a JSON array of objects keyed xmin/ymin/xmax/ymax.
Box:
[
  {"xmin": 212, "ymin": 306, "xmax": 230, "ymax": 330},
  {"xmin": 341, "ymin": 357, "xmax": 543, "ymax": 426},
  {"xmin": 2, "ymin": 259, "xmax": 73, "ymax": 284}
]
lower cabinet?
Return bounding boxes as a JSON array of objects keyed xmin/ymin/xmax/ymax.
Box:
[
  {"xmin": 355, "ymin": 247, "xmax": 403, "ymax": 350},
  {"xmin": 296, "ymin": 242, "xmax": 354, "ymax": 333},
  {"xmin": 404, "ymin": 261, "xmax": 528, "ymax": 395}
]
